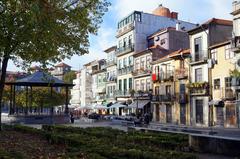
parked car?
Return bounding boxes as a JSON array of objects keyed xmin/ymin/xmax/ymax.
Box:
[{"xmin": 88, "ymin": 113, "xmax": 101, "ymax": 120}]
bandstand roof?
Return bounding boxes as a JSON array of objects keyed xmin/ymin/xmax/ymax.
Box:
[{"xmin": 5, "ymin": 71, "xmax": 74, "ymax": 87}]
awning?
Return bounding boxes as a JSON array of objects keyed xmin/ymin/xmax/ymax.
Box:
[
  {"xmin": 93, "ymin": 104, "xmax": 108, "ymax": 109},
  {"xmin": 208, "ymin": 100, "xmax": 224, "ymax": 107},
  {"xmin": 110, "ymin": 102, "xmax": 127, "ymax": 108},
  {"xmin": 128, "ymin": 100, "xmax": 150, "ymax": 109}
]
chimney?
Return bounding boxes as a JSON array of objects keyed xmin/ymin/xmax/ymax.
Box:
[
  {"xmin": 171, "ymin": 12, "xmax": 178, "ymax": 19},
  {"xmin": 176, "ymin": 22, "xmax": 181, "ymax": 31}
]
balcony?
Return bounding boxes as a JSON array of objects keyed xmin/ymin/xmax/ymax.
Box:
[
  {"xmin": 118, "ymin": 66, "xmax": 133, "ymax": 76},
  {"xmin": 115, "ymin": 90, "xmax": 131, "ymax": 97},
  {"xmin": 115, "ymin": 44, "xmax": 134, "ymax": 57},
  {"xmin": 106, "ymin": 60, "xmax": 117, "ymax": 67},
  {"xmin": 189, "ymin": 82, "xmax": 209, "ymax": 96},
  {"xmin": 152, "ymin": 71, "xmax": 174, "ymax": 83},
  {"xmin": 190, "ymin": 51, "xmax": 208, "ymax": 64},
  {"xmin": 231, "ymin": 36, "xmax": 240, "ymax": 53},
  {"xmin": 116, "ymin": 23, "xmax": 134, "ymax": 38},
  {"xmin": 175, "ymin": 68, "xmax": 188, "ymax": 79},
  {"xmin": 106, "ymin": 76, "xmax": 117, "ymax": 83},
  {"xmin": 151, "ymin": 94, "xmax": 174, "ymax": 102},
  {"xmin": 106, "ymin": 93, "xmax": 116, "ymax": 99},
  {"xmin": 132, "ymin": 68, "xmax": 152, "ymax": 78},
  {"xmin": 213, "ymin": 87, "xmax": 236, "ymax": 100}
]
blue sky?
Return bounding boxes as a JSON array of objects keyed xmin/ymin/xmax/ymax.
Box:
[{"xmin": 8, "ymin": 0, "xmax": 233, "ymax": 71}]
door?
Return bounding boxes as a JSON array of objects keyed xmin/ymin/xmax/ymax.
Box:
[
  {"xmin": 180, "ymin": 104, "xmax": 186, "ymax": 125},
  {"xmin": 155, "ymin": 104, "xmax": 160, "ymax": 122},
  {"xmin": 226, "ymin": 104, "xmax": 237, "ymax": 127},
  {"xmin": 166, "ymin": 104, "xmax": 172, "ymax": 123},
  {"xmin": 215, "ymin": 107, "xmax": 224, "ymax": 127}
]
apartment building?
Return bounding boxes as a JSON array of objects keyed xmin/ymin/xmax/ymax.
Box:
[
  {"xmin": 91, "ymin": 59, "xmax": 107, "ymax": 105},
  {"xmin": 116, "ymin": 5, "xmax": 196, "ymax": 104},
  {"xmin": 131, "ymin": 27, "xmax": 190, "ymax": 117},
  {"xmin": 231, "ymin": 0, "xmax": 240, "ymax": 55},
  {"xmin": 188, "ymin": 18, "xmax": 233, "ymax": 127},
  {"xmin": 169, "ymin": 49, "xmax": 191, "ymax": 125},
  {"xmin": 151, "ymin": 54, "xmax": 175, "ymax": 123},
  {"xmin": 209, "ymin": 41, "xmax": 239, "ymax": 128},
  {"xmin": 70, "ymin": 71, "xmax": 81, "ymax": 106},
  {"xmin": 105, "ymin": 46, "xmax": 117, "ymax": 104},
  {"xmin": 50, "ymin": 62, "xmax": 71, "ymax": 80}
]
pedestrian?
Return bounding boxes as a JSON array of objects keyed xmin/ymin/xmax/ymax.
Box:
[{"xmin": 70, "ymin": 112, "xmax": 74, "ymax": 123}]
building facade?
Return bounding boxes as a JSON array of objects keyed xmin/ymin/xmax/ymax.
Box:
[
  {"xmin": 70, "ymin": 72, "xmax": 81, "ymax": 106},
  {"xmin": 188, "ymin": 18, "xmax": 233, "ymax": 127},
  {"xmin": 105, "ymin": 46, "xmax": 117, "ymax": 104},
  {"xmin": 50, "ymin": 62, "xmax": 71, "ymax": 80},
  {"xmin": 116, "ymin": 5, "xmax": 196, "ymax": 104},
  {"xmin": 209, "ymin": 41, "xmax": 239, "ymax": 128}
]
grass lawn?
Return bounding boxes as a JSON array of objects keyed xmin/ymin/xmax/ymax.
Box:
[{"xmin": 0, "ymin": 125, "xmax": 197, "ymax": 159}]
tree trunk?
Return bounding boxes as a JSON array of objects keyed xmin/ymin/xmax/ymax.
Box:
[{"xmin": 0, "ymin": 56, "xmax": 10, "ymax": 130}]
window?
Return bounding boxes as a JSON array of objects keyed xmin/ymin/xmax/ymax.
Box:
[
  {"xmin": 123, "ymin": 58, "xmax": 127, "ymax": 67},
  {"xmin": 123, "ymin": 37, "xmax": 127, "ymax": 47},
  {"xmin": 129, "ymin": 78, "xmax": 133, "ymax": 89},
  {"xmin": 140, "ymin": 57, "xmax": 145, "ymax": 69},
  {"xmin": 155, "ymin": 86, "xmax": 160, "ymax": 95},
  {"xmin": 135, "ymin": 80, "xmax": 140, "ymax": 91},
  {"xmin": 118, "ymin": 80, "xmax": 122, "ymax": 91},
  {"xmin": 129, "ymin": 35, "xmax": 133, "ymax": 45},
  {"xmin": 196, "ymin": 99, "xmax": 204, "ymax": 124},
  {"xmin": 160, "ymin": 39, "xmax": 166, "ymax": 45},
  {"xmin": 166, "ymin": 85, "xmax": 171, "ymax": 95},
  {"xmin": 146, "ymin": 56, "xmax": 151, "ymax": 69},
  {"xmin": 140, "ymin": 79, "xmax": 145, "ymax": 91},
  {"xmin": 195, "ymin": 68, "xmax": 203, "ymax": 82},
  {"xmin": 225, "ymin": 77, "xmax": 232, "ymax": 88},
  {"xmin": 118, "ymin": 40, "xmax": 123, "ymax": 48},
  {"xmin": 146, "ymin": 79, "xmax": 151, "ymax": 91},
  {"xmin": 214, "ymin": 78, "xmax": 220, "ymax": 90},
  {"xmin": 128, "ymin": 56, "xmax": 133, "ymax": 66},
  {"xmin": 135, "ymin": 59, "xmax": 140, "ymax": 70},
  {"xmin": 211, "ymin": 49, "xmax": 217, "ymax": 62},
  {"xmin": 225, "ymin": 44, "xmax": 235, "ymax": 59},
  {"xmin": 118, "ymin": 59, "xmax": 122, "ymax": 69},
  {"xmin": 124, "ymin": 79, "xmax": 127, "ymax": 91},
  {"xmin": 180, "ymin": 60, "xmax": 185, "ymax": 68},
  {"xmin": 135, "ymin": 12, "xmax": 141, "ymax": 22},
  {"xmin": 194, "ymin": 37, "xmax": 202, "ymax": 61}
]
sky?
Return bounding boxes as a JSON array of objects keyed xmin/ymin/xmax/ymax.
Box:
[{"xmin": 7, "ymin": 0, "xmax": 233, "ymax": 71}]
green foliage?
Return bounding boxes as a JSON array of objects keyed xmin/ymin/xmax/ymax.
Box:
[
  {"xmin": 15, "ymin": 87, "xmax": 65, "ymax": 108},
  {"xmin": 63, "ymin": 71, "xmax": 76, "ymax": 84},
  {"xmin": 230, "ymin": 69, "xmax": 240, "ymax": 78},
  {"xmin": 0, "ymin": 0, "xmax": 110, "ymax": 66},
  {"xmin": 4, "ymin": 125, "xmax": 197, "ymax": 159}
]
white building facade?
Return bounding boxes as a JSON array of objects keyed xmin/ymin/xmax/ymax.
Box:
[{"xmin": 116, "ymin": 6, "xmax": 196, "ymax": 104}]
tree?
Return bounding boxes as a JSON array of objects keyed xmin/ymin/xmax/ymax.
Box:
[
  {"xmin": 63, "ymin": 71, "xmax": 76, "ymax": 84},
  {"xmin": 0, "ymin": 0, "xmax": 110, "ymax": 129}
]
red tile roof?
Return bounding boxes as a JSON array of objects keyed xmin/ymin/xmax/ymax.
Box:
[
  {"xmin": 203, "ymin": 18, "xmax": 232, "ymax": 26},
  {"xmin": 168, "ymin": 49, "xmax": 190, "ymax": 58},
  {"xmin": 55, "ymin": 62, "xmax": 71, "ymax": 67}
]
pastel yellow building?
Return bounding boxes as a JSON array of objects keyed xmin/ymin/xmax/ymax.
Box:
[{"xmin": 209, "ymin": 41, "xmax": 238, "ymax": 128}]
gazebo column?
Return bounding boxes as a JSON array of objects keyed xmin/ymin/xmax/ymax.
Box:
[
  {"xmin": 9, "ymin": 85, "xmax": 13, "ymax": 115},
  {"xmin": 25, "ymin": 86, "xmax": 28, "ymax": 115},
  {"xmin": 50, "ymin": 86, "xmax": 54, "ymax": 116},
  {"xmin": 13, "ymin": 85, "xmax": 16, "ymax": 114},
  {"xmin": 65, "ymin": 86, "xmax": 69, "ymax": 115},
  {"xmin": 29, "ymin": 86, "xmax": 33, "ymax": 114}
]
